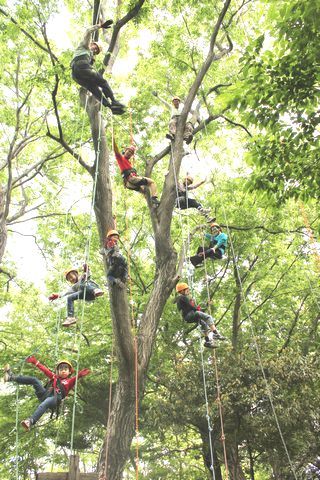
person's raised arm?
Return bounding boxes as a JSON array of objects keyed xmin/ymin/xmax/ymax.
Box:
[
  {"xmin": 152, "ymin": 91, "xmax": 171, "ymax": 110},
  {"xmin": 79, "ymin": 24, "xmax": 101, "ymax": 49}
]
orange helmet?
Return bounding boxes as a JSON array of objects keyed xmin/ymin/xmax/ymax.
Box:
[
  {"xmin": 210, "ymin": 223, "xmax": 221, "ymax": 230},
  {"xmin": 106, "ymin": 229, "xmax": 119, "ymax": 238},
  {"xmin": 176, "ymin": 282, "xmax": 189, "ymax": 293},
  {"xmin": 56, "ymin": 360, "xmax": 74, "ymax": 373},
  {"xmin": 64, "ymin": 268, "xmax": 78, "ymax": 280}
]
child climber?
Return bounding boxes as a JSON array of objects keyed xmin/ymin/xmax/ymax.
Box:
[
  {"xmin": 49, "ymin": 264, "xmax": 104, "ymax": 327},
  {"xmin": 175, "ymin": 282, "xmax": 226, "ymax": 348},
  {"xmin": 152, "ymin": 92, "xmax": 199, "ymax": 144},
  {"xmin": 113, "ymin": 136, "xmax": 160, "ymax": 207},
  {"xmin": 190, "ymin": 223, "xmax": 228, "ymax": 267},
  {"xmin": 100, "ymin": 229, "xmax": 128, "ymax": 288},
  {"xmin": 3, "ymin": 357, "xmax": 90, "ymax": 431},
  {"xmin": 176, "ymin": 176, "xmax": 215, "ymax": 223}
]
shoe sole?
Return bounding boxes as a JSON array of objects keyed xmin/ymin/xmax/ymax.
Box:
[
  {"xmin": 21, "ymin": 420, "xmax": 31, "ymax": 432},
  {"xmin": 94, "ymin": 291, "xmax": 104, "ymax": 297},
  {"xmin": 62, "ymin": 320, "xmax": 77, "ymax": 327}
]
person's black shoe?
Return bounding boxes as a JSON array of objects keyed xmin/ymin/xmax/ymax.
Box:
[
  {"xmin": 166, "ymin": 133, "xmax": 174, "ymax": 141},
  {"xmin": 151, "ymin": 196, "xmax": 160, "ymax": 207},
  {"xmin": 212, "ymin": 333, "xmax": 227, "ymax": 341},
  {"xmin": 184, "ymin": 134, "xmax": 193, "ymax": 145},
  {"xmin": 204, "ymin": 341, "xmax": 217, "ymax": 349}
]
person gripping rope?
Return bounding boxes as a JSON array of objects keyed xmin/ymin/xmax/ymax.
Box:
[
  {"xmin": 71, "ymin": 21, "xmax": 125, "ymax": 115},
  {"xmin": 3, "ymin": 358, "xmax": 90, "ymax": 431},
  {"xmin": 175, "ymin": 282, "xmax": 226, "ymax": 348},
  {"xmin": 49, "ymin": 264, "xmax": 104, "ymax": 327},
  {"xmin": 190, "ymin": 223, "xmax": 227, "ymax": 267},
  {"xmin": 100, "ymin": 229, "xmax": 128, "ymax": 288},
  {"xmin": 113, "ymin": 137, "xmax": 160, "ymax": 207},
  {"xmin": 176, "ymin": 176, "xmax": 215, "ymax": 223}
]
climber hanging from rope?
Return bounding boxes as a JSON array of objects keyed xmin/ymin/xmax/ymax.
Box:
[
  {"xmin": 175, "ymin": 282, "xmax": 226, "ymax": 348},
  {"xmin": 152, "ymin": 92, "xmax": 200, "ymax": 144},
  {"xmin": 176, "ymin": 175, "xmax": 216, "ymax": 223},
  {"xmin": 100, "ymin": 229, "xmax": 128, "ymax": 288},
  {"xmin": 190, "ymin": 223, "xmax": 228, "ymax": 267},
  {"xmin": 48, "ymin": 264, "xmax": 104, "ymax": 327},
  {"xmin": 71, "ymin": 21, "xmax": 125, "ymax": 115},
  {"xmin": 113, "ymin": 135, "xmax": 160, "ymax": 207},
  {"xmin": 3, "ymin": 358, "xmax": 90, "ymax": 432}
]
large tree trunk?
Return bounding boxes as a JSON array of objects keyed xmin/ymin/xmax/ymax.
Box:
[{"xmin": 78, "ymin": 1, "xmax": 233, "ymax": 476}]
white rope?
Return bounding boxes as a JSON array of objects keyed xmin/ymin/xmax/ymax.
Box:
[
  {"xmin": 219, "ymin": 199, "xmax": 298, "ymax": 480},
  {"xmin": 170, "ymin": 139, "xmax": 217, "ymax": 477},
  {"xmin": 70, "ymin": 96, "xmax": 104, "ymax": 452}
]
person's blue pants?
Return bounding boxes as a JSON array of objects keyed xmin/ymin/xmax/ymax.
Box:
[{"xmin": 15, "ymin": 375, "xmax": 60, "ymax": 425}]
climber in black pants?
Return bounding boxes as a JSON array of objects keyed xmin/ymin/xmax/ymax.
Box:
[{"xmin": 71, "ymin": 22, "xmax": 125, "ymax": 115}]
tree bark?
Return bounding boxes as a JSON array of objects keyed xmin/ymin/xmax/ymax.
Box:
[{"xmin": 0, "ymin": 187, "xmax": 7, "ymax": 264}]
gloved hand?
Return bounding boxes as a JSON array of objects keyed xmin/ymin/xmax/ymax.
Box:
[
  {"xmin": 79, "ymin": 368, "xmax": 91, "ymax": 377},
  {"xmin": 49, "ymin": 293, "xmax": 59, "ymax": 301},
  {"xmin": 152, "ymin": 91, "xmax": 158, "ymax": 96},
  {"xmin": 26, "ymin": 355, "xmax": 37, "ymax": 364},
  {"xmin": 101, "ymin": 19, "xmax": 113, "ymax": 29},
  {"xmin": 83, "ymin": 263, "xmax": 89, "ymax": 272}
]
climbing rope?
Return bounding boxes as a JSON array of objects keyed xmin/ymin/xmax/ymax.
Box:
[
  {"xmin": 200, "ymin": 228, "xmax": 229, "ymax": 479},
  {"xmin": 219, "ymin": 194, "xmax": 298, "ymax": 480},
  {"xmin": 70, "ymin": 95, "xmax": 105, "ymax": 453},
  {"xmin": 170, "ymin": 139, "xmax": 218, "ymax": 478}
]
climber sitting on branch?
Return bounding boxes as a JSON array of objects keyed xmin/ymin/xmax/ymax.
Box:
[
  {"xmin": 71, "ymin": 20, "xmax": 125, "ymax": 115},
  {"xmin": 113, "ymin": 135, "xmax": 160, "ymax": 207}
]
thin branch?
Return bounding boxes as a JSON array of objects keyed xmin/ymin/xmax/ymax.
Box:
[
  {"xmin": 103, "ymin": 0, "xmax": 146, "ymax": 69},
  {"xmin": 0, "ymin": 8, "xmax": 58, "ymax": 62}
]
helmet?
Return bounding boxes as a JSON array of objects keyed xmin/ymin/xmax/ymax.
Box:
[
  {"xmin": 107, "ymin": 229, "xmax": 119, "ymax": 238},
  {"xmin": 56, "ymin": 360, "xmax": 74, "ymax": 373},
  {"xmin": 176, "ymin": 282, "xmax": 189, "ymax": 293},
  {"xmin": 184, "ymin": 175, "xmax": 193, "ymax": 185},
  {"xmin": 90, "ymin": 41, "xmax": 103, "ymax": 54},
  {"xmin": 210, "ymin": 223, "xmax": 221, "ymax": 230},
  {"xmin": 125, "ymin": 145, "xmax": 136, "ymax": 154},
  {"xmin": 64, "ymin": 268, "xmax": 78, "ymax": 280},
  {"xmin": 172, "ymin": 96, "xmax": 181, "ymax": 102}
]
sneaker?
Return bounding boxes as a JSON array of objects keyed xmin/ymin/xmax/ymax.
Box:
[
  {"xmin": 198, "ymin": 207, "xmax": 211, "ymax": 214},
  {"xmin": 151, "ymin": 196, "xmax": 160, "ymax": 207},
  {"xmin": 165, "ymin": 133, "xmax": 174, "ymax": 140},
  {"xmin": 207, "ymin": 217, "xmax": 217, "ymax": 223},
  {"xmin": 21, "ymin": 418, "xmax": 32, "ymax": 432},
  {"xmin": 212, "ymin": 333, "xmax": 227, "ymax": 341},
  {"xmin": 3, "ymin": 364, "xmax": 13, "ymax": 382},
  {"xmin": 204, "ymin": 341, "xmax": 217, "ymax": 349},
  {"xmin": 184, "ymin": 134, "xmax": 193, "ymax": 145},
  {"xmin": 94, "ymin": 288, "xmax": 104, "ymax": 297},
  {"xmin": 110, "ymin": 106, "xmax": 126, "ymax": 115},
  {"xmin": 62, "ymin": 317, "xmax": 77, "ymax": 327}
]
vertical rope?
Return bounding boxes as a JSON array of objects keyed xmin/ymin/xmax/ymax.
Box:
[
  {"xmin": 200, "ymin": 229, "xmax": 229, "ymax": 479},
  {"xmin": 170, "ymin": 141, "xmax": 217, "ymax": 477},
  {"xmin": 70, "ymin": 98, "xmax": 104, "ymax": 452},
  {"xmin": 103, "ymin": 338, "xmax": 114, "ymax": 480},
  {"xmin": 219, "ymin": 200, "xmax": 298, "ymax": 480}
]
